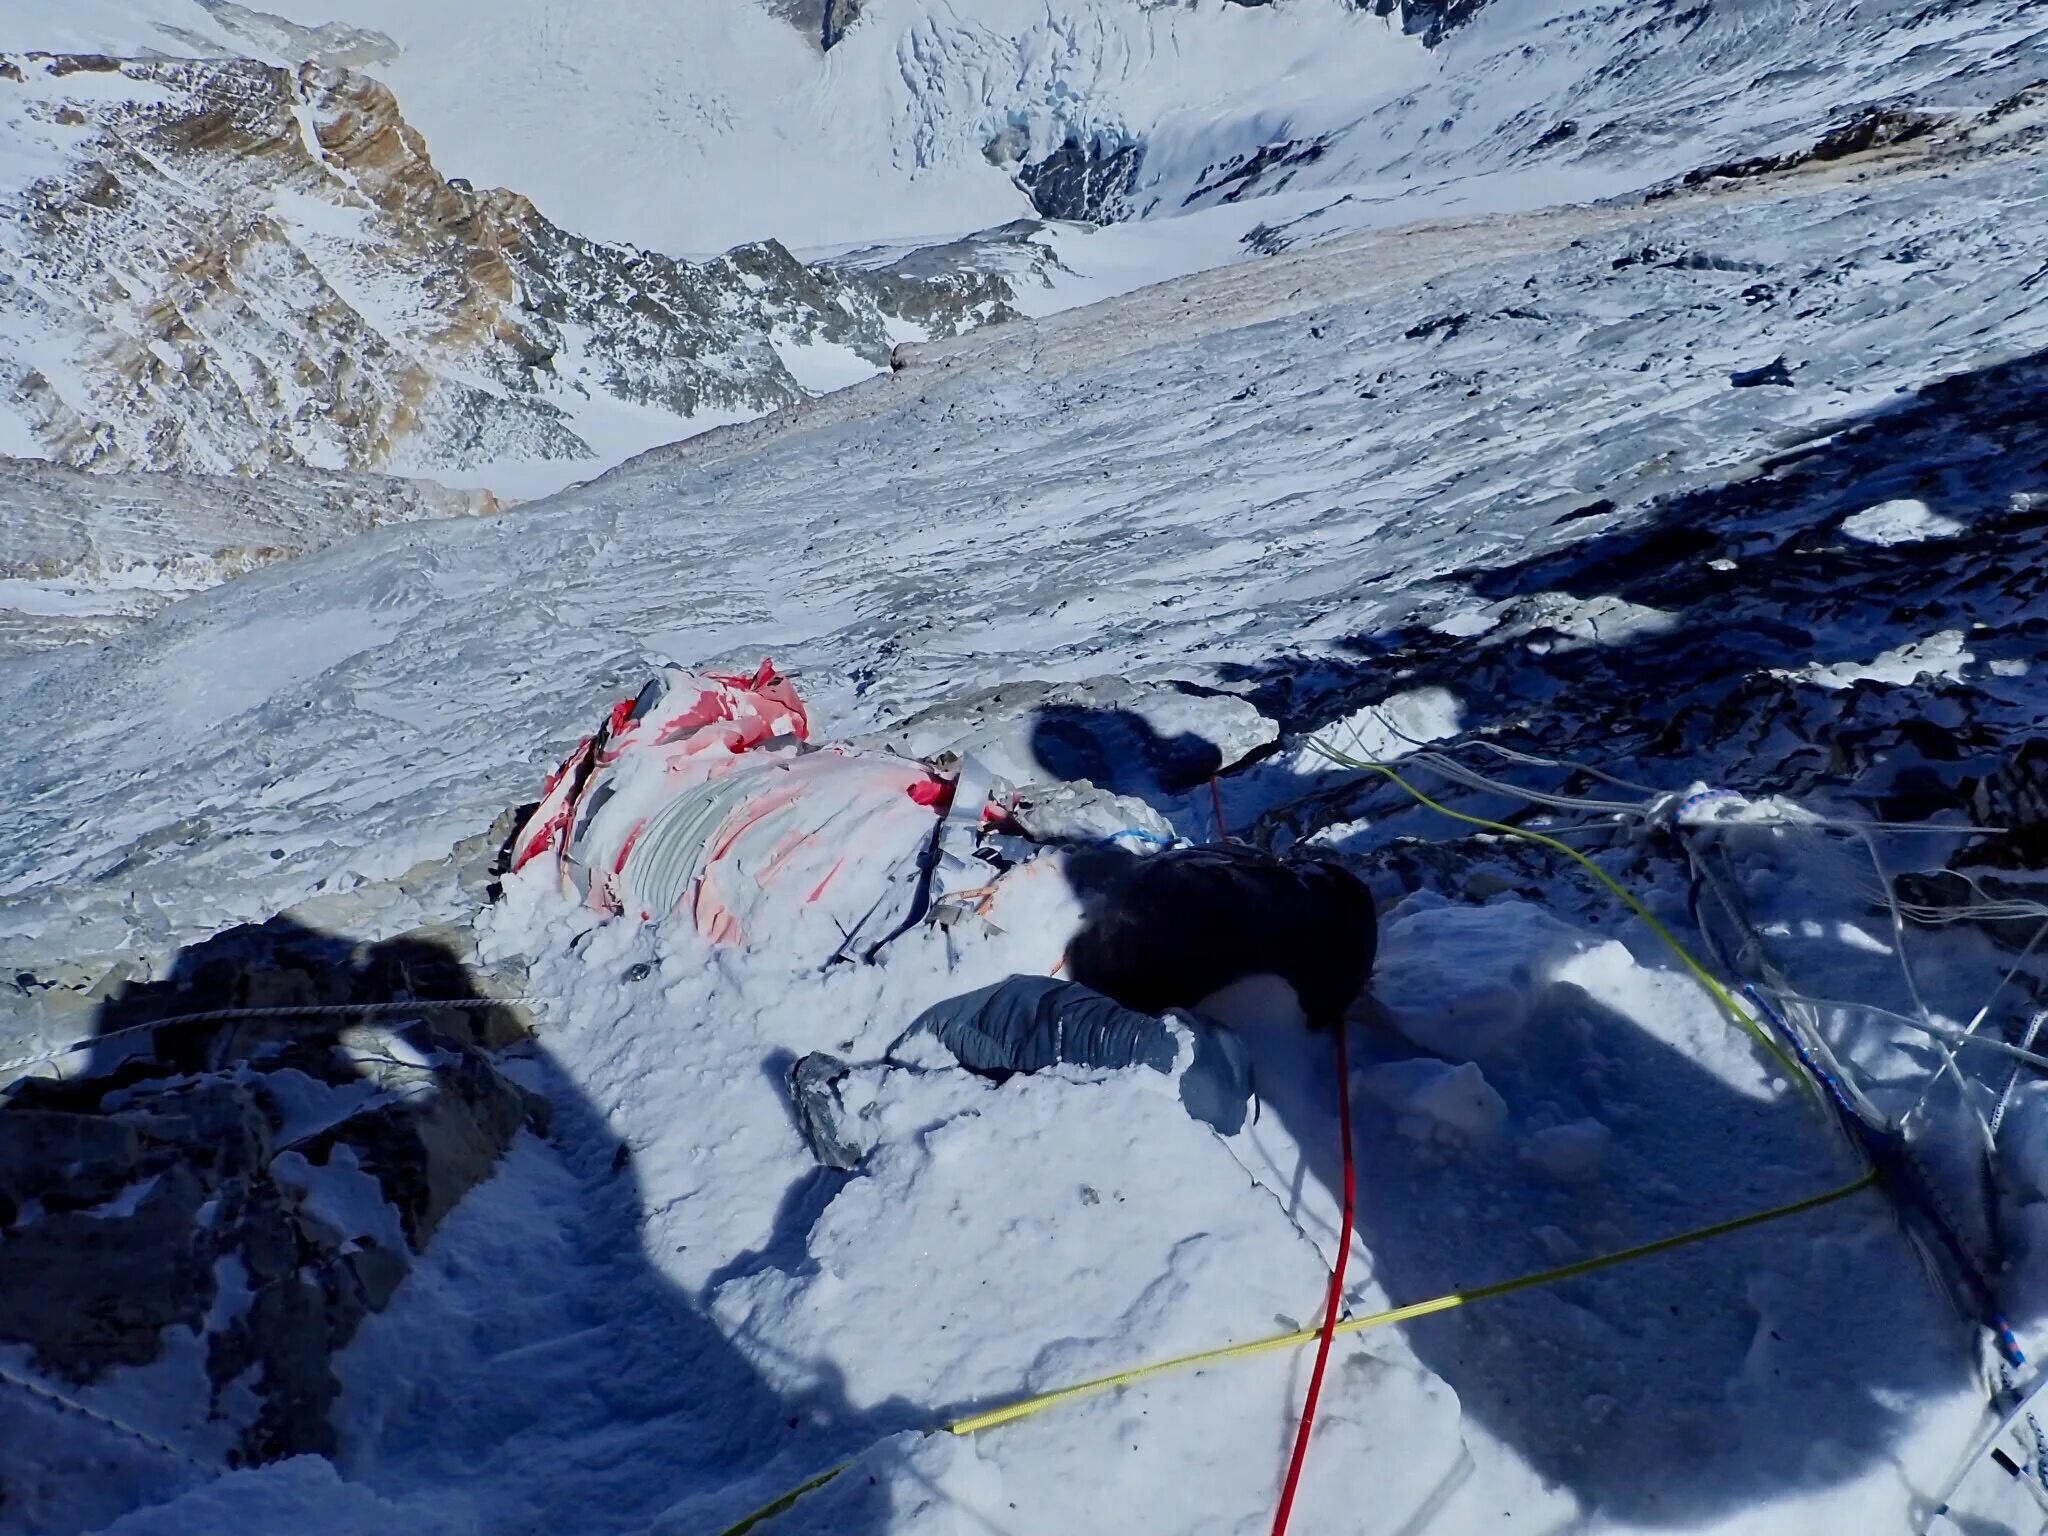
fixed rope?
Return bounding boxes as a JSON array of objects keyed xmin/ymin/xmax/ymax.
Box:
[
  {"xmin": 1302, "ymin": 740, "xmax": 1806, "ymax": 1084},
  {"xmin": 1270, "ymin": 1022, "xmax": 1357, "ymax": 1536},
  {"xmin": 0, "ymin": 998, "xmax": 532, "ymax": 1081},
  {"xmin": 0, "ymin": 1362, "xmax": 225, "ymax": 1474},
  {"xmin": 714, "ymin": 1167, "xmax": 1877, "ymax": 1535}
]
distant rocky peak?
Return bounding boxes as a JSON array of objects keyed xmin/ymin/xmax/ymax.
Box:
[
  {"xmin": 789, "ymin": 0, "xmax": 1489, "ymax": 51},
  {"xmin": 0, "ymin": 52, "xmax": 1024, "ymax": 491},
  {"xmin": 159, "ymin": 0, "xmax": 401, "ymax": 69},
  {"xmin": 761, "ymin": 0, "xmax": 868, "ymax": 50}
]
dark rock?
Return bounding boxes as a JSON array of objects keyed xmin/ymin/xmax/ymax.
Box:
[
  {"xmin": 1366, "ymin": 0, "xmax": 1496, "ymax": 47},
  {"xmin": 1406, "ymin": 312, "xmax": 1472, "ymax": 342},
  {"xmin": 1553, "ymin": 498, "xmax": 1618, "ymax": 526},
  {"xmin": 1015, "ymin": 137, "xmax": 1144, "ymax": 224},
  {"xmin": 760, "ymin": 0, "xmax": 865, "ymax": 48},
  {"xmin": 1651, "ymin": 106, "xmax": 1943, "ymax": 201},
  {"xmin": 1731, "ymin": 357, "xmax": 1795, "ymax": 388},
  {"xmin": 1182, "ymin": 136, "xmax": 1330, "ymax": 209},
  {"xmin": 0, "ymin": 917, "xmax": 537, "ymax": 1465}
]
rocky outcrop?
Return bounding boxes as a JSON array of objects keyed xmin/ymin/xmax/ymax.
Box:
[
  {"xmin": 0, "ymin": 918, "xmax": 534, "ymax": 1466},
  {"xmin": 762, "ymin": 0, "xmax": 867, "ymax": 49},
  {"xmin": 1182, "ymin": 136, "xmax": 1332, "ymax": 210},
  {"xmin": 1013, "ymin": 136, "xmax": 1145, "ymax": 224},
  {"xmin": 0, "ymin": 53, "xmax": 1019, "ymax": 483},
  {"xmin": 164, "ymin": 0, "xmax": 400, "ymax": 70},
  {"xmin": 1160, "ymin": 0, "xmax": 1499, "ymax": 42},
  {"xmin": 1367, "ymin": 0, "xmax": 1495, "ymax": 46}
]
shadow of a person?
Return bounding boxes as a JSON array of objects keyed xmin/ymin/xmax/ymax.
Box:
[
  {"xmin": 1231, "ymin": 932, "xmax": 1973, "ymax": 1528},
  {"xmin": 0, "ymin": 916, "xmax": 904, "ymax": 1536}
]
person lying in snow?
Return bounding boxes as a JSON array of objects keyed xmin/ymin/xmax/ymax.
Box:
[{"xmin": 791, "ymin": 844, "xmax": 1379, "ymax": 1168}]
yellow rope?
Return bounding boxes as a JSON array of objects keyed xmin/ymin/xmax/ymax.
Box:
[
  {"xmin": 716, "ymin": 1464, "xmax": 850, "ymax": 1536},
  {"xmin": 713, "ymin": 1168, "xmax": 1876, "ymax": 1532},
  {"xmin": 1302, "ymin": 741, "xmax": 1808, "ymax": 1085},
  {"xmin": 943, "ymin": 1166, "xmax": 1875, "ymax": 1434}
]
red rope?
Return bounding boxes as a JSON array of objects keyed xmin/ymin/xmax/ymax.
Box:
[{"xmin": 1270, "ymin": 1023, "xmax": 1357, "ymax": 1536}]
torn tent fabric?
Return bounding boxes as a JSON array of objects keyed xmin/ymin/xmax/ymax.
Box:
[{"xmin": 509, "ymin": 663, "xmax": 984, "ymax": 955}]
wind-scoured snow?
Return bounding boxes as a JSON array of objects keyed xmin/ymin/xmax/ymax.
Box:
[
  {"xmin": 0, "ymin": 456, "xmax": 497, "ymax": 656},
  {"xmin": 6, "ymin": 76, "xmax": 2048, "ymax": 1532}
]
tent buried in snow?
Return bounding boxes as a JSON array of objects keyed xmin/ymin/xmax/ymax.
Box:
[
  {"xmin": 508, "ymin": 662, "xmax": 1000, "ymax": 962},
  {"xmin": 508, "ymin": 662, "xmax": 1379, "ymax": 992}
]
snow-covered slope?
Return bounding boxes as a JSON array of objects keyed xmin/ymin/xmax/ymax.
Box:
[
  {"xmin": 9, "ymin": 80, "xmax": 2040, "ymax": 992},
  {"xmin": 37, "ymin": 0, "xmax": 2036, "ymax": 264},
  {"xmin": 0, "ymin": 456, "xmax": 498, "ymax": 656},
  {"xmin": 3, "ymin": 0, "xmax": 2038, "ymax": 511},
  {"xmin": 6, "ymin": 78, "xmax": 2048, "ymax": 1533},
  {"xmin": 0, "ymin": 50, "xmax": 1023, "ymax": 498}
]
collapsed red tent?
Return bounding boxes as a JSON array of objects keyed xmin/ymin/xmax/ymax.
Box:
[{"xmin": 510, "ymin": 662, "xmax": 984, "ymax": 956}]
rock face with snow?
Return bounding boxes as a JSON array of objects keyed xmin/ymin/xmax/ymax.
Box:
[
  {"xmin": 0, "ymin": 918, "xmax": 534, "ymax": 1467},
  {"xmin": 0, "ymin": 456, "xmax": 496, "ymax": 655},
  {"xmin": 0, "ymin": 52, "xmax": 1020, "ymax": 492}
]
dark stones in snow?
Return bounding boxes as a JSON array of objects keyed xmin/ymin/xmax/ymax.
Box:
[
  {"xmin": 1731, "ymin": 357, "xmax": 1795, "ymax": 388},
  {"xmin": 0, "ymin": 918, "xmax": 537, "ymax": 1465}
]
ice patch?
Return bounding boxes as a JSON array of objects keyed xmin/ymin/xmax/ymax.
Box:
[
  {"xmin": 1840, "ymin": 497, "xmax": 1965, "ymax": 545},
  {"xmin": 1370, "ymin": 897, "xmax": 1589, "ymax": 1060},
  {"xmin": 1780, "ymin": 628, "xmax": 1974, "ymax": 692},
  {"xmin": 1293, "ymin": 686, "xmax": 1463, "ymax": 771}
]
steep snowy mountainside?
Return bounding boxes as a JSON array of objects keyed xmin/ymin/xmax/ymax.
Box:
[
  {"xmin": 149, "ymin": 0, "xmax": 2048, "ymax": 264},
  {"xmin": 193, "ymin": 0, "xmax": 1433, "ymax": 253},
  {"xmin": 0, "ymin": 0, "xmax": 397, "ymax": 68},
  {"xmin": 5, "ymin": 89, "xmax": 2048, "ymax": 1536},
  {"xmin": 0, "ymin": 51, "xmax": 1023, "ymax": 498},
  {"xmin": 0, "ymin": 456, "xmax": 496, "ymax": 657},
  {"xmin": 3, "ymin": 93, "xmax": 2042, "ymax": 1018}
]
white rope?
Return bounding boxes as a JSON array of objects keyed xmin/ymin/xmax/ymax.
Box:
[
  {"xmin": 1905, "ymin": 911, "xmax": 2048, "ymax": 1130},
  {"xmin": 1991, "ymin": 1010, "xmax": 2048, "ymax": 1145},
  {"xmin": 1365, "ymin": 711, "xmax": 1665, "ymax": 795},
  {"xmin": 0, "ymin": 998, "xmax": 534, "ymax": 1080},
  {"xmin": 1854, "ymin": 821, "xmax": 1994, "ymax": 1150},
  {"xmin": 1924, "ymin": 1366, "xmax": 2048, "ymax": 1532},
  {"xmin": 1882, "ymin": 864, "xmax": 2048, "ymax": 925},
  {"xmin": 1339, "ymin": 719, "xmax": 2005, "ymax": 839},
  {"xmin": 1760, "ymin": 988, "xmax": 2048, "ymax": 1076},
  {"xmin": 0, "ymin": 1362, "xmax": 224, "ymax": 1474}
]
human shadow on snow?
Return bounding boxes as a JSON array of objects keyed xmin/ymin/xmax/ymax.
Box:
[
  {"xmin": 0, "ymin": 917, "xmax": 906, "ymax": 1536},
  {"xmin": 1244, "ymin": 974, "xmax": 1971, "ymax": 1527},
  {"xmin": 1029, "ymin": 701, "xmax": 1228, "ymax": 816}
]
